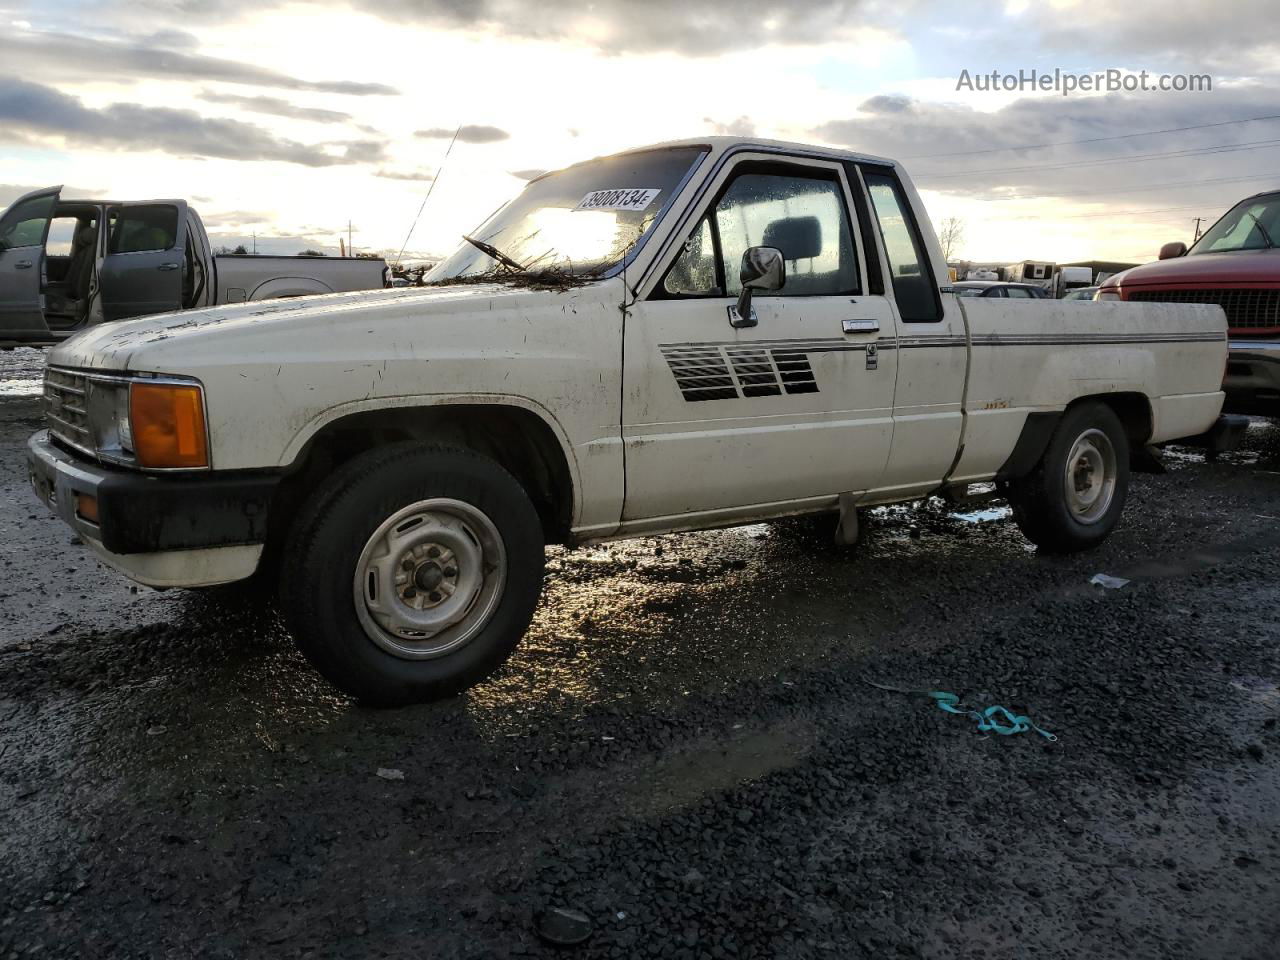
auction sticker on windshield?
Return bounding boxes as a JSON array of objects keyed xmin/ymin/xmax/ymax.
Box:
[{"xmin": 575, "ymin": 188, "xmax": 661, "ymax": 212}]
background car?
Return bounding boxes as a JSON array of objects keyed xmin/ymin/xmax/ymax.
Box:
[
  {"xmin": 1062, "ymin": 286, "xmax": 1100, "ymax": 301},
  {"xmin": 1096, "ymin": 188, "xmax": 1280, "ymax": 415},
  {"xmin": 953, "ymin": 280, "xmax": 1051, "ymax": 299}
]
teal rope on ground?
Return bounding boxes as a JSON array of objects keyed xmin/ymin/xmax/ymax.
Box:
[{"xmin": 863, "ymin": 679, "xmax": 1058, "ymax": 741}]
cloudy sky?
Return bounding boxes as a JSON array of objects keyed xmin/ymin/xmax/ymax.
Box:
[{"xmin": 2, "ymin": 0, "xmax": 1276, "ymax": 264}]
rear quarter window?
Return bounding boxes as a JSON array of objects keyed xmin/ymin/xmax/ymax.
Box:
[{"xmin": 862, "ymin": 170, "xmax": 943, "ymax": 322}]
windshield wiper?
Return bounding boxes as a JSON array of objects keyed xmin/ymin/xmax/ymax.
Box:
[
  {"xmin": 462, "ymin": 234, "xmax": 527, "ymax": 273},
  {"xmin": 1245, "ymin": 211, "xmax": 1275, "ymax": 250}
]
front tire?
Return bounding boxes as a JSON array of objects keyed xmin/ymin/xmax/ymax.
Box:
[
  {"xmin": 1005, "ymin": 401, "xmax": 1130, "ymax": 553},
  {"xmin": 279, "ymin": 443, "xmax": 545, "ymax": 705}
]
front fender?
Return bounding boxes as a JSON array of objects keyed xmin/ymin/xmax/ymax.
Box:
[{"xmin": 278, "ymin": 392, "xmax": 585, "ymax": 524}]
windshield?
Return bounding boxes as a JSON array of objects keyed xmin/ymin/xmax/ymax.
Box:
[
  {"xmin": 954, "ymin": 286, "xmax": 987, "ymax": 297},
  {"xmin": 1191, "ymin": 194, "xmax": 1280, "ymax": 254},
  {"xmin": 427, "ymin": 146, "xmax": 707, "ymax": 282}
]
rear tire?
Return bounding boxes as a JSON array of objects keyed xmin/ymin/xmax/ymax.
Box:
[
  {"xmin": 279, "ymin": 442, "xmax": 545, "ymax": 705},
  {"xmin": 1006, "ymin": 401, "xmax": 1130, "ymax": 553}
]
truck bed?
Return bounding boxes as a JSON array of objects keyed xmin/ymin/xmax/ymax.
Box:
[
  {"xmin": 213, "ymin": 254, "xmax": 386, "ymax": 303},
  {"xmin": 947, "ymin": 297, "xmax": 1227, "ymax": 483}
]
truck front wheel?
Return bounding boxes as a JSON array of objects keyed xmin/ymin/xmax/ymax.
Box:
[
  {"xmin": 1005, "ymin": 401, "xmax": 1130, "ymax": 553},
  {"xmin": 279, "ymin": 443, "xmax": 545, "ymax": 705}
]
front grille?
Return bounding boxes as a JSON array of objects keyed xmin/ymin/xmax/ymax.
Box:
[
  {"xmin": 43, "ymin": 368, "xmax": 92, "ymax": 455},
  {"xmin": 1128, "ymin": 288, "xmax": 1280, "ymax": 330}
]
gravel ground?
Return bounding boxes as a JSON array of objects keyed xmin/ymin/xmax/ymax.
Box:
[{"xmin": 1, "ymin": 346, "xmax": 1277, "ymax": 959}]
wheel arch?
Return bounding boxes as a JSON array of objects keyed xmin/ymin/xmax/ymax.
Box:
[
  {"xmin": 249, "ymin": 276, "xmax": 335, "ymax": 301},
  {"xmin": 996, "ymin": 392, "xmax": 1153, "ymax": 481},
  {"xmin": 273, "ymin": 397, "xmax": 579, "ymax": 545},
  {"xmin": 1084, "ymin": 391, "xmax": 1154, "ymax": 448}
]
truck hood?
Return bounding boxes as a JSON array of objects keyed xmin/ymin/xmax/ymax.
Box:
[
  {"xmin": 49, "ymin": 282, "xmax": 602, "ymax": 371},
  {"xmin": 1110, "ymin": 249, "xmax": 1280, "ymax": 288}
]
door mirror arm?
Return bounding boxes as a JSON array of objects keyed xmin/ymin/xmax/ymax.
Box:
[{"xmin": 734, "ymin": 245, "xmax": 785, "ymax": 328}]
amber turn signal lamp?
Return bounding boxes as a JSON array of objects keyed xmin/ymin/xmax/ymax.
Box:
[
  {"xmin": 75, "ymin": 493, "xmax": 99, "ymax": 523},
  {"xmin": 130, "ymin": 383, "xmax": 209, "ymax": 468}
]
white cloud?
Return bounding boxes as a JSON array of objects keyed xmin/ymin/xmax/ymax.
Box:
[{"xmin": 5, "ymin": 0, "xmax": 1272, "ymax": 264}]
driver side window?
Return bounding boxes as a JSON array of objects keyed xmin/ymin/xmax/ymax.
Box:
[
  {"xmin": 0, "ymin": 195, "xmax": 56, "ymax": 250},
  {"xmin": 658, "ymin": 164, "xmax": 860, "ymax": 299}
]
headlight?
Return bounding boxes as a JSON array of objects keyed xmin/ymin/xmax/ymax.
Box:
[
  {"xmin": 85, "ymin": 380, "xmax": 134, "ymax": 461},
  {"xmin": 130, "ymin": 382, "xmax": 209, "ymax": 468},
  {"xmin": 1094, "ymin": 289, "xmax": 1121, "ymax": 301}
]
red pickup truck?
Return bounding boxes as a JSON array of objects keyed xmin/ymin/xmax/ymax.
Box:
[{"xmin": 1097, "ymin": 190, "xmax": 1280, "ymax": 415}]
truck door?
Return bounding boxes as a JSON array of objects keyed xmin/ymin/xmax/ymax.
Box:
[
  {"xmin": 858, "ymin": 165, "xmax": 966, "ymax": 496},
  {"xmin": 622, "ymin": 154, "xmax": 898, "ymax": 524},
  {"xmin": 0, "ymin": 186, "xmax": 60, "ymax": 337},
  {"xmin": 100, "ymin": 201, "xmax": 189, "ymax": 321}
]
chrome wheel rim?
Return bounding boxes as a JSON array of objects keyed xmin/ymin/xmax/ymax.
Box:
[
  {"xmin": 1063, "ymin": 428, "xmax": 1117, "ymax": 525},
  {"xmin": 353, "ymin": 498, "xmax": 506, "ymax": 660}
]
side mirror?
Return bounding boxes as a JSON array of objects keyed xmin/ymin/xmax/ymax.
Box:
[
  {"xmin": 1159, "ymin": 241, "xmax": 1188, "ymax": 260},
  {"xmin": 733, "ymin": 245, "xmax": 785, "ymax": 328}
]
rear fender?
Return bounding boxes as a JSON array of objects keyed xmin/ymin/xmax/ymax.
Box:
[{"xmin": 249, "ymin": 276, "xmax": 334, "ymax": 301}]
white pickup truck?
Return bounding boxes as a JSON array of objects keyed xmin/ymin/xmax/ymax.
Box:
[
  {"xmin": 27, "ymin": 137, "xmax": 1232, "ymax": 705},
  {"xmin": 0, "ymin": 187, "xmax": 387, "ymax": 347}
]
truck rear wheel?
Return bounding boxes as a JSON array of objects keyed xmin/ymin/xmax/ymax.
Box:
[
  {"xmin": 279, "ymin": 443, "xmax": 545, "ymax": 705},
  {"xmin": 1005, "ymin": 401, "xmax": 1130, "ymax": 553}
]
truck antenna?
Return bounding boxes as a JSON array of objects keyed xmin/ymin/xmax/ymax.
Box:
[{"xmin": 394, "ymin": 124, "xmax": 462, "ymax": 270}]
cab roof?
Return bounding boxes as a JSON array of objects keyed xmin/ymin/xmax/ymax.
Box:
[
  {"xmin": 531, "ymin": 136, "xmax": 899, "ymax": 183},
  {"xmin": 622, "ymin": 136, "xmax": 897, "ymax": 167}
]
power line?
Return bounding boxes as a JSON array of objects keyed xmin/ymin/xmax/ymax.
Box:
[
  {"xmin": 913, "ymin": 137, "xmax": 1280, "ymax": 180},
  {"xmin": 974, "ymin": 170, "xmax": 1280, "ymax": 203},
  {"xmin": 996, "ymin": 202, "xmax": 1220, "ymax": 222},
  {"xmin": 899, "ymin": 113, "xmax": 1280, "ymax": 160}
]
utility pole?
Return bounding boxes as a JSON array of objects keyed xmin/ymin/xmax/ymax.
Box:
[
  {"xmin": 347, "ymin": 219, "xmax": 353, "ymax": 257},
  {"xmin": 1193, "ymin": 217, "xmax": 1203, "ymax": 241},
  {"xmin": 252, "ymin": 231, "xmax": 257, "ymax": 255}
]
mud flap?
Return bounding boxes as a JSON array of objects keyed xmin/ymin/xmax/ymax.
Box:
[
  {"xmin": 1130, "ymin": 445, "xmax": 1167, "ymax": 474},
  {"xmin": 834, "ymin": 493, "xmax": 860, "ymax": 546},
  {"xmin": 1176, "ymin": 414, "xmax": 1249, "ymax": 455}
]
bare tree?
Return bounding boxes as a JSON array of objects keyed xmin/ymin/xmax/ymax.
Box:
[{"xmin": 938, "ymin": 217, "xmax": 965, "ymax": 262}]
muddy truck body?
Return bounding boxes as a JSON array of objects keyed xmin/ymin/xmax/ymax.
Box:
[
  {"xmin": 28, "ymin": 138, "xmax": 1232, "ymax": 703},
  {"xmin": 0, "ymin": 187, "xmax": 387, "ymax": 347}
]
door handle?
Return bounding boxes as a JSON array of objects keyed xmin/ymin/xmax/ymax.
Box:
[
  {"xmin": 842, "ymin": 318, "xmax": 879, "ymax": 334},
  {"xmin": 14, "ymin": 260, "xmax": 32, "ymax": 269},
  {"xmin": 157, "ymin": 262, "xmax": 180, "ymax": 272}
]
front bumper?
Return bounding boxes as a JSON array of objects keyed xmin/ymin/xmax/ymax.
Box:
[
  {"xmin": 1225, "ymin": 340, "xmax": 1280, "ymax": 415},
  {"xmin": 27, "ymin": 431, "xmax": 278, "ymax": 587}
]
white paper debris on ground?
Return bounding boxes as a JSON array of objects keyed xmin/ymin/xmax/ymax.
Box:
[
  {"xmin": 1090, "ymin": 573, "xmax": 1131, "ymax": 589},
  {"xmin": 375, "ymin": 768, "xmax": 405, "ymax": 781}
]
